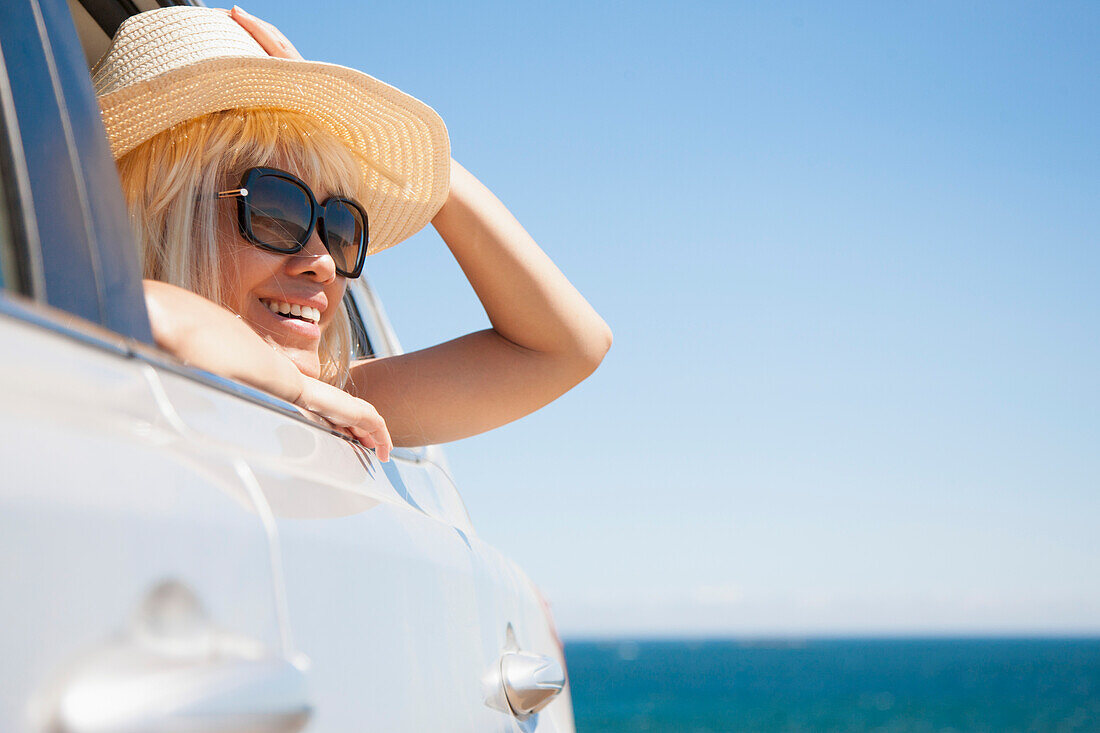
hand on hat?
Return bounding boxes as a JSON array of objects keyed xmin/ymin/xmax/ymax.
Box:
[{"xmin": 224, "ymin": 6, "xmax": 303, "ymax": 60}]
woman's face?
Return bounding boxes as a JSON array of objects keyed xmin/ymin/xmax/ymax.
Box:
[{"xmin": 217, "ymin": 172, "xmax": 346, "ymax": 379}]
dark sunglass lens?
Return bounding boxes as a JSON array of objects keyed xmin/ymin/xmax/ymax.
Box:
[
  {"xmin": 323, "ymin": 200, "xmax": 367, "ymax": 275},
  {"xmin": 248, "ymin": 175, "xmax": 312, "ymax": 251}
]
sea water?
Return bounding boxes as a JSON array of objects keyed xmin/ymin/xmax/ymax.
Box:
[{"xmin": 564, "ymin": 638, "xmax": 1100, "ymax": 732}]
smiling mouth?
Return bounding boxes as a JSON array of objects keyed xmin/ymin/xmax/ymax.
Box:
[{"xmin": 261, "ymin": 299, "xmax": 321, "ymax": 324}]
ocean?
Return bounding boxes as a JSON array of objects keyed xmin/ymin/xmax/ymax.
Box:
[{"xmin": 563, "ymin": 638, "xmax": 1100, "ymax": 732}]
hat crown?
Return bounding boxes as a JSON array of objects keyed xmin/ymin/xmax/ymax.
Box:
[
  {"xmin": 91, "ymin": 6, "xmax": 451, "ymax": 254},
  {"xmin": 93, "ymin": 8, "xmax": 267, "ymax": 97}
]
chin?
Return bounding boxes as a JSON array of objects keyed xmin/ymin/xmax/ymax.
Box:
[{"xmin": 288, "ymin": 351, "xmax": 322, "ymax": 380}]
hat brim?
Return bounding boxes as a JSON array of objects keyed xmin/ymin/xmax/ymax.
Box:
[{"xmin": 98, "ymin": 55, "xmax": 449, "ymax": 255}]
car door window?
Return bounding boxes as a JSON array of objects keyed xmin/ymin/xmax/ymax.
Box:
[
  {"xmin": 346, "ymin": 290, "xmax": 375, "ymax": 359},
  {"xmin": 0, "ymin": 40, "xmax": 38, "ymax": 298},
  {"xmin": 0, "ymin": 137, "xmax": 19, "ymax": 293}
]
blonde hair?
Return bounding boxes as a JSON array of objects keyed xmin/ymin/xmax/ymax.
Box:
[{"xmin": 117, "ymin": 108, "xmax": 362, "ymax": 386}]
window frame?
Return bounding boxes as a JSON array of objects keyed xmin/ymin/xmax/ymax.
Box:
[
  {"xmin": 0, "ymin": 0, "xmax": 151, "ymax": 340},
  {"xmin": 0, "ymin": 42, "xmax": 43, "ymax": 298}
]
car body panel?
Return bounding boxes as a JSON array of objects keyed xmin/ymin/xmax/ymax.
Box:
[{"xmin": 0, "ymin": 310, "xmax": 285, "ymax": 730}]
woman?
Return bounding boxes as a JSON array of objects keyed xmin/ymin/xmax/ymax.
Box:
[{"xmin": 95, "ymin": 7, "xmax": 611, "ymax": 461}]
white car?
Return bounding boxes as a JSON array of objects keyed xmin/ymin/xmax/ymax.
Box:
[{"xmin": 0, "ymin": 0, "xmax": 574, "ymax": 731}]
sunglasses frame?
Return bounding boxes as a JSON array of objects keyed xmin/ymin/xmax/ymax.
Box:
[{"xmin": 218, "ymin": 166, "xmax": 368, "ymax": 279}]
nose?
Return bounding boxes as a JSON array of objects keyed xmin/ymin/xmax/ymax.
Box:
[{"xmin": 284, "ymin": 227, "xmax": 338, "ymax": 283}]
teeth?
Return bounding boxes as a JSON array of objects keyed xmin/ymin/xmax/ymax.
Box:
[{"xmin": 261, "ymin": 300, "xmax": 321, "ymax": 324}]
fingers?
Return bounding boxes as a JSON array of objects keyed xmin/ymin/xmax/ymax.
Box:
[
  {"xmin": 228, "ymin": 6, "xmax": 303, "ymax": 60},
  {"xmin": 336, "ymin": 404, "xmax": 391, "ymax": 462},
  {"xmin": 296, "ymin": 376, "xmax": 392, "ymax": 461},
  {"xmin": 348, "ymin": 420, "xmax": 393, "ymax": 463},
  {"xmin": 343, "ymin": 400, "xmax": 393, "ymax": 463}
]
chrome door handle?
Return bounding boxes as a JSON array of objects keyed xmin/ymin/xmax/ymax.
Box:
[
  {"xmin": 39, "ymin": 580, "xmax": 312, "ymax": 733},
  {"xmin": 483, "ymin": 624, "xmax": 566, "ymax": 723},
  {"xmin": 499, "ymin": 650, "xmax": 566, "ymax": 719},
  {"xmin": 52, "ymin": 655, "xmax": 312, "ymax": 733}
]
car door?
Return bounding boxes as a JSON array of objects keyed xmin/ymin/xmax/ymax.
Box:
[
  {"xmin": 143, "ymin": 278, "xmax": 576, "ymax": 731},
  {"xmin": 0, "ymin": 2, "xmax": 306, "ymax": 730},
  {"xmin": 257, "ymin": 282, "xmax": 576, "ymax": 732}
]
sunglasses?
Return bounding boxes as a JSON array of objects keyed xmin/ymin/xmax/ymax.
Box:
[{"xmin": 218, "ymin": 166, "xmax": 369, "ymax": 278}]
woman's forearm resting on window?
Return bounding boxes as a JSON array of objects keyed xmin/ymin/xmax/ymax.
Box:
[{"xmin": 143, "ymin": 280, "xmax": 392, "ymax": 460}]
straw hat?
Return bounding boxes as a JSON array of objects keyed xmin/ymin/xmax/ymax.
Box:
[{"xmin": 92, "ymin": 7, "xmax": 449, "ymax": 254}]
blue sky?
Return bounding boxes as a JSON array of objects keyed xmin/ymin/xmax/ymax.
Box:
[{"xmin": 257, "ymin": 0, "xmax": 1099, "ymax": 636}]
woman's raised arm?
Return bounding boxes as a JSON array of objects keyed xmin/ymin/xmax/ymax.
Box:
[
  {"xmin": 348, "ymin": 161, "xmax": 612, "ymax": 446},
  {"xmin": 228, "ymin": 7, "xmax": 612, "ymax": 447}
]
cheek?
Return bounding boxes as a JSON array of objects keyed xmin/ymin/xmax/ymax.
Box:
[
  {"xmin": 219, "ymin": 239, "xmax": 282, "ymax": 301},
  {"xmin": 214, "ymin": 220, "xmax": 244, "ymax": 293},
  {"xmin": 216, "ymin": 246, "xmax": 241, "ymax": 290},
  {"xmin": 323, "ymin": 280, "xmax": 348, "ymax": 326},
  {"xmin": 215, "ymin": 246, "xmax": 249, "ymax": 310}
]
